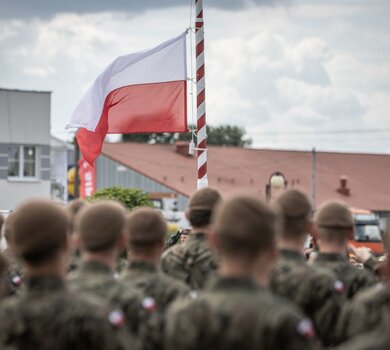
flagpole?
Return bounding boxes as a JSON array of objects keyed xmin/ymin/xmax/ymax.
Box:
[{"xmin": 195, "ymin": 0, "xmax": 208, "ymax": 189}]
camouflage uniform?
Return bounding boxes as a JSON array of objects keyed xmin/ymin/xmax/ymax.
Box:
[
  {"xmin": 121, "ymin": 261, "xmax": 190, "ymax": 313},
  {"xmin": 165, "ymin": 276, "xmax": 318, "ymax": 350},
  {"xmin": 2, "ymin": 249, "xmax": 23, "ymax": 296},
  {"xmin": 313, "ymin": 252, "xmax": 377, "ymax": 300},
  {"xmin": 335, "ymin": 283, "xmax": 390, "ymax": 343},
  {"xmin": 0, "ymin": 275, "xmax": 130, "ymax": 350},
  {"xmin": 271, "ymin": 249, "xmax": 344, "ymax": 346},
  {"xmin": 68, "ymin": 260, "xmax": 157, "ymax": 350},
  {"xmin": 161, "ymin": 233, "xmax": 218, "ymax": 290}
]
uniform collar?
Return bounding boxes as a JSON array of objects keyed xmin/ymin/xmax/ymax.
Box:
[
  {"xmin": 207, "ymin": 275, "xmax": 262, "ymax": 292},
  {"xmin": 279, "ymin": 249, "xmax": 306, "ymax": 262},
  {"xmin": 26, "ymin": 275, "xmax": 65, "ymax": 292},
  {"xmin": 316, "ymin": 252, "xmax": 347, "ymax": 263},
  {"xmin": 80, "ymin": 260, "xmax": 113, "ymax": 274},
  {"xmin": 128, "ymin": 260, "xmax": 157, "ymax": 273}
]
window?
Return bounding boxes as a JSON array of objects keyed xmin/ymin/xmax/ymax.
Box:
[
  {"xmin": 8, "ymin": 145, "xmax": 39, "ymax": 180},
  {"xmin": 354, "ymin": 224, "xmax": 382, "ymax": 242}
]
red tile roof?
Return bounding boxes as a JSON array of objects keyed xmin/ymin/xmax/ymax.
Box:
[{"xmin": 101, "ymin": 143, "xmax": 390, "ymax": 211}]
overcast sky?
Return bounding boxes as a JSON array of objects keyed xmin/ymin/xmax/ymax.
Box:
[{"xmin": 1, "ymin": 0, "xmax": 389, "ymax": 153}]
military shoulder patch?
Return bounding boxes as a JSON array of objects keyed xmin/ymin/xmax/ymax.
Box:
[
  {"xmin": 142, "ymin": 297, "xmax": 157, "ymax": 312},
  {"xmin": 333, "ymin": 280, "xmax": 345, "ymax": 294},
  {"xmin": 108, "ymin": 309, "xmax": 126, "ymax": 328},
  {"xmin": 296, "ymin": 318, "xmax": 315, "ymax": 339}
]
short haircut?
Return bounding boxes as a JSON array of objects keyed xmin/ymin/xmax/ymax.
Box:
[
  {"xmin": 126, "ymin": 207, "xmax": 167, "ymax": 251},
  {"xmin": 213, "ymin": 194, "xmax": 278, "ymax": 258},
  {"xmin": 66, "ymin": 199, "xmax": 89, "ymax": 233},
  {"xmin": 76, "ymin": 201, "xmax": 126, "ymax": 252},
  {"xmin": 274, "ymin": 189, "xmax": 312, "ymax": 240},
  {"xmin": 13, "ymin": 200, "xmax": 70, "ymax": 265},
  {"xmin": 188, "ymin": 188, "xmax": 221, "ymax": 228}
]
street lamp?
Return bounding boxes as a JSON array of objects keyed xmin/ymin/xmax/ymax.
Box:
[{"xmin": 265, "ymin": 171, "xmax": 287, "ymax": 202}]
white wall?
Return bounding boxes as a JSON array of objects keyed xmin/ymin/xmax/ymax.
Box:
[
  {"xmin": 0, "ymin": 89, "xmax": 51, "ymax": 145},
  {"xmin": 0, "ymin": 179, "xmax": 51, "ymax": 210}
]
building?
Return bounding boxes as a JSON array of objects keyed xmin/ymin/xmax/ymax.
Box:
[
  {"xmin": 0, "ymin": 88, "xmax": 51, "ymax": 210},
  {"xmin": 97, "ymin": 142, "xmax": 390, "ymax": 219}
]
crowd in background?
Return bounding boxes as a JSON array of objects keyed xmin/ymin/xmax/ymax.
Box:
[{"xmin": 0, "ymin": 187, "xmax": 389, "ymax": 349}]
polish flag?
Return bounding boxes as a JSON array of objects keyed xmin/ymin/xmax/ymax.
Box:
[{"xmin": 67, "ymin": 32, "xmax": 188, "ymax": 165}]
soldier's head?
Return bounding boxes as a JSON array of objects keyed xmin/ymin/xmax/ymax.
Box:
[
  {"xmin": 126, "ymin": 207, "xmax": 167, "ymax": 262},
  {"xmin": 0, "ymin": 253, "xmax": 7, "ymax": 299},
  {"xmin": 314, "ymin": 201, "xmax": 353, "ymax": 249},
  {"xmin": 275, "ymin": 189, "xmax": 312, "ymax": 242},
  {"xmin": 212, "ymin": 193, "xmax": 279, "ymax": 279},
  {"xmin": 187, "ymin": 187, "xmax": 221, "ymax": 231},
  {"xmin": 12, "ymin": 199, "xmax": 70, "ymax": 268},
  {"xmin": 75, "ymin": 200, "xmax": 126, "ymax": 256},
  {"xmin": 66, "ymin": 199, "xmax": 89, "ymax": 234}
]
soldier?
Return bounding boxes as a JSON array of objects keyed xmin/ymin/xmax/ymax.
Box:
[
  {"xmin": 312, "ymin": 201, "xmax": 377, "ymax": 300},
  {"xmin": 335, "ymin": 220, "xmax": 390, "ymax": 343},
  {"xmin": 1, "ymin": 213, "xmax": 24, "ymax": 295},
  {"xmin": 65, "ymin": 199, "xmax": 89, "ymax": 272},
  {"xmin": 165, "ymin": 194, "xmax": 318, "ymax": 350},
  {"xmin": 68, "ymin": 201, "xmax": 155, "ymax": 349},
  {"xmin": 270, "ymin": 189, "xmax": 344, "ymax": 346},
  {"xmin": 0, "ymin": 253, "xmax": 7, "ymax": 299},
  {"xmin": 0, "ymin": 199, "xmax": 131, "ymax": 350},
  {"xmin": 121, "ymin": 207, "xmax": 190, "ymax": 313},
  {"xmin": 161, "ymin": 188, "xmax": 221, "ymax": 290}
]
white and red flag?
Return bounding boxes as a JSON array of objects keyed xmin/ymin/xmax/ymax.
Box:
[{"xmin": 67, "ymin": 32, "xmax": 188, "ymax": 165}]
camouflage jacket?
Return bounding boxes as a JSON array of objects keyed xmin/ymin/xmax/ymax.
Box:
[
  {"xmin": 165, "ymin": 276, "xmax": 319, "ymax": 350},
  {"xmin": 120, "ymin": 261, "xmax": 190, "ymax": 313},
  {"xmin": 313, "ymin": 253, "xmax": 377, "ymax": 300},
  {"xmin": 161, "ymin": 233, "xmax": 218, "ymax": 290},
  {"xmin": 2, "ymin": 249, "xmax": 24, "ymax": 296},
  {"xmin": 0, "ymin": 275, "xmax": 131, "ymax": 350},
  {"xmin": 335, "ymin": 283, "xmax": 390, "ymax": 343},
  {"xmin": 270, "ymin": 249, "xmax": 344, "ymax": 346},
  {"xmin": 68, "ymin": 260, "xmax": 156, "ymax": 348}
]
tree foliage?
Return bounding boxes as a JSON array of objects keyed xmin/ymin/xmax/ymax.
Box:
[
  {"xmin": 122, "ymin": 124, "xmax": 252, "ymax": 147},
  {"xmin": 88, "ymin": 186, "xmax": 153, "ymax": 210}
]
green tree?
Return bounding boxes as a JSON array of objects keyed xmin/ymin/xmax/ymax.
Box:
[
  {"xmin": 122, "ymin": 124, "xmax": 252, "ymax": 147},
  {"xmin": 88, "ymin": 186, "xmax": 153, "ymax": 210}
]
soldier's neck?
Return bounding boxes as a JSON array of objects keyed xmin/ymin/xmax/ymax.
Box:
[
  {"xmin": 219, "ymin": 256, "xmax": 270, "ymax": 288},
  {"xmin": 277, "ymin": 238, "xmax": 306, "ymax": 255},
  {"xmin": 130, "ymin": 253, "xmax": 160, "ymax": 267},
  {"xmin": 82, "ymin": 250, "xmax": 117, "ymax": 270},
  {"xmin": 25, "ymin": 256, "xmax": 67, "ymax": 280},
  {"xmin": 319, "ymin": 241, "xmax": 347, "ymax": 255},
  {"xmin": 191, "ymin": 227, "xmax": 211, "ymax": 235}
]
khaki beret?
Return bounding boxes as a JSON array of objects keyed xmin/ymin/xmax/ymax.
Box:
[
  {"xmin": 213, "ymin": 194, "xmax": 277, "ymax": 251},
  {"xmin": 275, "ymin": 189, "xmax": 312, "ymax": 219},
  {"xmin": 13, "ymin": 200, "xmax": 69, "ymax": 261},
  {"xmin": 189, "ymin": 187, "xmax": 221, "ymax": 211},
  {"xmin": 126, "ymin": 207, "xmax": 167, "ymax": 245},
  {"xmin": 315, "ymin": 201, "xmax": 353, "ymax": 229},
  {"xmin": 76, "ymin": 201, "xmax": 126, "ymax": 252}
]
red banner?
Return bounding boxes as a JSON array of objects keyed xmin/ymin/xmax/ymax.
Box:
[{"xmin": 78, "ymin": 158, "xmax": 96, "ymax": 198}]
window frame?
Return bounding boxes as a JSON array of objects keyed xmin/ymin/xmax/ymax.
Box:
[{"xmin": 7, "ymin": 145, "xmax": 40, "ymax": 182}]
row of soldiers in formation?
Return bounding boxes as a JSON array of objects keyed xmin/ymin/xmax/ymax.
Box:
[{"xmin": 0, "ymin": 187, "xmax": 388, "ymax": 349}]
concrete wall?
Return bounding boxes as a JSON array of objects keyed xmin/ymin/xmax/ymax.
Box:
[
  {"xmin": 0, "ymin": 180, "xmax": 51, "ymax": 210},
  {"xmin": 0, "ymin": 89, "xmax": 51, "ymax": 145},
  {"xmin": 96, "ymin": 155, "xmax": 189, "ymax": 210}
]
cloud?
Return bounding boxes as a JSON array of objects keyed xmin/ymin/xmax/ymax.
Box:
[
  {"xmin": 0, "ymin": 1, "xmax": 388, "ymax": 153},
  {"xmin": 0, "ymin": 0, "xmax": 290, "ymax": 19}
]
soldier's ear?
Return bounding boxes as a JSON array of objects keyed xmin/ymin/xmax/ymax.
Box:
[
  {"xmin": 208, "ymin": 230, "xmax": 219, "ymax": 251},
  {"xmin": 71, "ymin": 233, "xmax": 82, "ymax": 251},
  {"xmin": 310, "ymin": 222, "xmax": 319, "ymax": 240}
]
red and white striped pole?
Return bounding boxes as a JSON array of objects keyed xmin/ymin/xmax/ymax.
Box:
[{"xmin": 195, "ymin": 0, "xmax": 208, "ymax": 189}]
